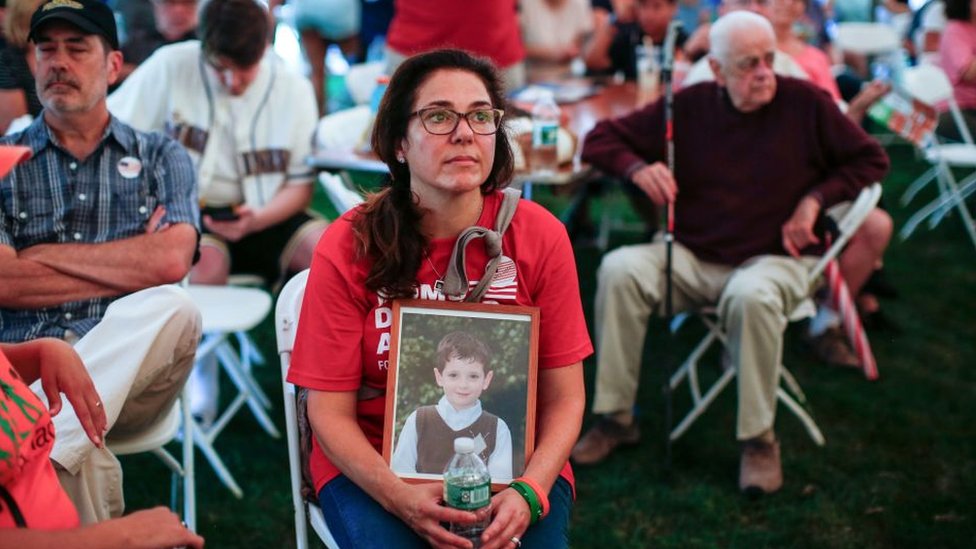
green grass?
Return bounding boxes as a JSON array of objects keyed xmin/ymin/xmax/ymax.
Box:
[{"xmin": 121, "ymin": 143, "xmax": 976, "ymax": 548}]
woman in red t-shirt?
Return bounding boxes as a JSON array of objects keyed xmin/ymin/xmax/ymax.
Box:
[{"xmin": 289, "ymin": 49, "xmax": 592, "ymax": 549}]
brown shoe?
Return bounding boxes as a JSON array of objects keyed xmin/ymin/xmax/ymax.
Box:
[
  {"xmin": 739, "ymin": 437, "xmax": 783, "ymax": 497},
  {"xmin": 807, "ymin": 327, "xmax": 860, "ymax": 368},
  {"xmin": 571, "ymin": 417, "xmax": 640, "ymax": 465}
]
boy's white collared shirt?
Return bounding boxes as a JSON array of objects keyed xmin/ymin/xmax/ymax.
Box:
[{"xmin": 436, "ymin": 395, "xmax": 483, "ymax": 430}]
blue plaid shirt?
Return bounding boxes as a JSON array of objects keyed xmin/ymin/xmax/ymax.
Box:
[{"xmin": 0, "ymin": 115, "xmax": 199, "ymax": 341}]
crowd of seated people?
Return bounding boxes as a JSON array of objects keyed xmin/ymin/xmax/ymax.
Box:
[
  {"xmin": 0, "ymin": 0, "xmax": 957, "ymax": 544},
  {"xmin": 0, "ymin": 0, "xmax": 202, "ymax": 539}
]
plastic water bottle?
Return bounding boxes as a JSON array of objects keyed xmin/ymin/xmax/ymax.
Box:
[
  {"xmin": 635, "ymin": 44, "xmax": 661, "ymax": 108},
  {"xmin": 530, "ymin": 89, "xmax": 560, "ymax": 176},
  {"xmin": 443, "ymin": 437, "xmax": 491, "ymax": 548}
]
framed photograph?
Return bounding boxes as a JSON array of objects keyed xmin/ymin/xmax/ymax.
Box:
[{"xmin": 382, "ymin": 300, "xmax": 540, "ymax": 490}]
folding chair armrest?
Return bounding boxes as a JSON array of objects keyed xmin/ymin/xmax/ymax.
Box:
[{"xmin": 808, "ymin": 183, "xmax": 882, "ymax": 283}]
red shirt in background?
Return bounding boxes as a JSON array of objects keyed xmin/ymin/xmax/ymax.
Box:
[{"xmin": 386, "ymin": 0, "xmax": 525, "ymax": 69}]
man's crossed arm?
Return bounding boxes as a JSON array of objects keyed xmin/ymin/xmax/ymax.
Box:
[{"xmin": 0, "ymin": 206, "xmax": 197, "ymax": 309}]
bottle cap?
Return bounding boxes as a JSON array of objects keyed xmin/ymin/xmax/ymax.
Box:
[{"xmin": 453, "ymin": 437, "xmax": 475, "ymax": 454}]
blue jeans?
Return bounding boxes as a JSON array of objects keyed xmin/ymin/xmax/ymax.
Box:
[{"xmin": 318, "ymin": 475, "xmax": 574, "ymax": 548}]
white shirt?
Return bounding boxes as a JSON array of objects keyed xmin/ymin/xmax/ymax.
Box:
[
  {"xmin": 108, "ymin": 41, "xmax": 318, "ymax": 208},
  {"xmin": 391, "ymin": 396, "xmax": 514, "ymax": 481}
]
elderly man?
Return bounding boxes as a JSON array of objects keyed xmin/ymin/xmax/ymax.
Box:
[
  {"xmin": 685, "ymin": 0, "xmax": 894, "ymax": 367},
  {"xmin": 0, "ymin": 0, "xmax": 200, "ymax": 522},
  {"xmin": 572, "ymin": 11, "xmax": 889, "ymax": 495}
]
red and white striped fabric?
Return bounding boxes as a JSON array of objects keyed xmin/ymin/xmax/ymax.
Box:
[{"xmin": 825, "ymin": 259, "xmax": 879, "ymax": 380}]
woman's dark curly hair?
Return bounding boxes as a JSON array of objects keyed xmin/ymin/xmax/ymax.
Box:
[{"xmin": 352, "ymin": 49, "xmax": 514, "ymax": 298}]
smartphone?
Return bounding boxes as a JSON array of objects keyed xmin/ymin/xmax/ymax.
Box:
[{"xmin": 201, "ymin": 204, "xmax": 240, "ymax": 221}]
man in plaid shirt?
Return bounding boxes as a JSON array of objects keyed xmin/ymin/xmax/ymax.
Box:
[{"xmin": 0, "ymin": 0, "xmax": 201, "ymax": 524}]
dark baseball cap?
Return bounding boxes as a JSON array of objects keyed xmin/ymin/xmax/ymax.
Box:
[{"xmin": 28, "ymin": 0, "xmax": 120, "ymax": 50}]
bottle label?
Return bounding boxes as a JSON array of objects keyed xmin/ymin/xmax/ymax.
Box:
[
  {"xmin": 445, "ymin": 481, "xmax": 490, "ymax": 511},
  {"xmin": 532, "ymin": 123, "xmax": 558, "ymax": 147}
]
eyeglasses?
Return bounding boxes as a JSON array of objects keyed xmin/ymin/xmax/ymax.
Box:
[
  {"xmin": 733, "ymin": 51, "xmax": 776, "ymax": 74},
  {"xmin": 410, "ymin": 107, "xmax": 505, "ymax": 135}
]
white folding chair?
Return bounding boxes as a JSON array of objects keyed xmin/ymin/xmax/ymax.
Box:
[
  {"xmin": 318, "ymin": 171, "xmax": 366, "ymax": 215},
  {"xmin": 276, "ymin": 270, "xmax": 340, "ymax": 549},
  {"xmin": 315, "ymin": 105, "xmax": 372, "ymax": 152},
  {"xmin": 344, "ymin": 61, "xmax": 386, "ymax": 106},
  {"xmin": 833, "ymin": 22, "xmax": 901, "ymax": 57},
  {"xmin": 668, "ymin": 183, "xmax": 883, "ymax": 445},
  {"xmin": 107, "ymin": 393, "xmax": 196, "ymax": 530},
  {"xmin": 186, "ymin": 285, "xmax": 277, "ymax": 498},
  {"xmin": 897, "ymin": 64, "xmax": 976, "ymax": 250}
]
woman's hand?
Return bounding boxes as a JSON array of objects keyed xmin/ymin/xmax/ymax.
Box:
[
  {"xmin": 109, "ymin": 507, "xmax": 205, "ymax": 549},
  {"xmin": 479, "ymin": 488, "xmax": 531, "ymax": 549},
  {"xmin": 389, "ymin": 481, "xmax": 480, "ymax": 549},
  {"xmin": 37, "ymin": 339, "xmax": 107, "ymax": 447}
]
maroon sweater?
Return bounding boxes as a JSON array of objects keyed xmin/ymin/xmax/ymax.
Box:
[{"xmin": 581, "ymin": 77, "xmax": 890, "ymax": 266}]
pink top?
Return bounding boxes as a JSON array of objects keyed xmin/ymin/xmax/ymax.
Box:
[
  {"xmin": 791, "ymin": 45, "xmax": 842, "ymax": 102},
  {"xmin": 0, "ymin": 352, "xmax": 80, "ymax": 530},
  {"xmin": 939, "ymin": 21, "xmax": 976, "ymax": 110}
]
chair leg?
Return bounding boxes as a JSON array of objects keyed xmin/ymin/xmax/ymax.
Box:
[
  {"xmin": 776, "ymin": 387, "xmax": 826, "ymax": 446},
  {"xmin": 927, "ymin": 171, "xmax": 976, "ymax": 234},
  {"xmin": 218, "ymin": 339, "xmax": 273, "ymax": 410},
  {"xmin": 192, "ymin": 423, "xmax": 245, "ymax": 499},
  {"xmin": 901, "ymin": 165, "xmax": 976, "ymax": 249},
  {"xmin": 669, "ymin": 329, "xmax": 718, "ymax": 391},
  {"xmin": 900, "ymin": 167, "xmax": 956, "ymax": 239},
  {"xmin": 215, "ymin": 342, "xmax": 280, "ymax": 438},
  {"xmin": 778, "ymin": 366, "xmax": 808, "ymax": 405},
  {"xmin": 900, "ymin": 165, "xmax": 937, "ymax": 206},
  {"xmin": 670, "ymin": 366, "xmax": 736, "ymax": 442},
  {"xmin": 235, "ymin": 330, "xmax": 267, "ymax": 368},
  {"xmin": 181, "ymin": 394, "xmax": 196, "ymax": 531}
]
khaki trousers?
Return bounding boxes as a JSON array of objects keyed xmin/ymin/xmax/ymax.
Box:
[
  {"xmin": 592, "ymin": 241, "xmax": 814, "ymax": 440},
  {"xmin": 33, "ymin": 285, "xmax": 201, "ymax": 524}
]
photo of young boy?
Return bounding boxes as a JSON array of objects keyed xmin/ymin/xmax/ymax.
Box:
[{"xmin": 390, "ymin": 331, "xmax": 514, "ymax": 479}]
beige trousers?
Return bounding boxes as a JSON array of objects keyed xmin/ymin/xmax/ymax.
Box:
[
  {"xmin": 33, "ymin": 285, "xmax": 202, "ymax": 524},
  {"xmin": 592, "ymin": 241, "xmax": 814, "ymax": 440}
]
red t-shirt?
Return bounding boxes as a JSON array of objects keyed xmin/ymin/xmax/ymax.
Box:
[
  {"xmin": 0, "ymin": 351, "xmax": 80, "ymax": 529},
  {"xmin": 386, "ymin": 0, "xmax": 525, "ymax": 69},
  {"xmin": 288, "ymin": 191, "xmax": 592, "ymax": 493}
]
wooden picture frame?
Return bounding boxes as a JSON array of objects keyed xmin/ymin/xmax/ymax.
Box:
[{"xmin": 382, "ymin": 299, "xmax": 540, "ymax": 491}]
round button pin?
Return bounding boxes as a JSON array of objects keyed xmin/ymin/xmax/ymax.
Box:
[{"xmin": 117, "ymin": 156, "xmax": 142, "ymax": 179}]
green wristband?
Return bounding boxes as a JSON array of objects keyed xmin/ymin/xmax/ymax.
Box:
[{"xmin": 509, "ymin": 480, "xmax": 543, "ymax": 525}]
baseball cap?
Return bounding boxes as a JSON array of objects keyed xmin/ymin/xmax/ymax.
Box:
[
  {"xmin": 28, "ymin": 0, "xmax": 120, "ymax": 50},
  {"xmin": 0, "ymin": 146, "xmax": 32, "ymax": 179}
]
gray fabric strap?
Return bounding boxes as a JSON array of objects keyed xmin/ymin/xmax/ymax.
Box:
[{"xmin": 442, "ymin": 188, "xmax": 522, "ymax": 302}]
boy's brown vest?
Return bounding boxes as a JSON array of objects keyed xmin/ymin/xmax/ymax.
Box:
[{"xmin": 414, "ymin": 405, "xmax": 499, "ymax": 474}]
